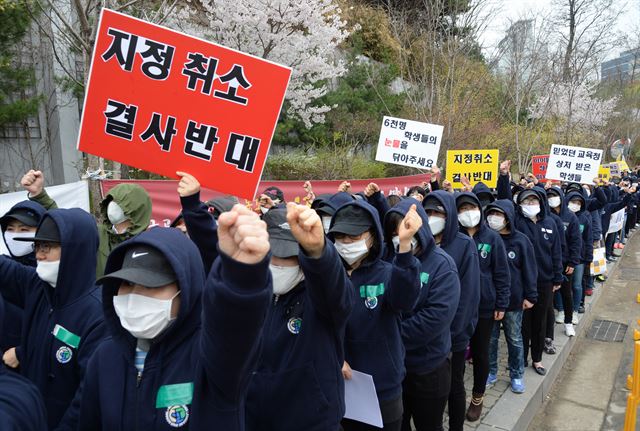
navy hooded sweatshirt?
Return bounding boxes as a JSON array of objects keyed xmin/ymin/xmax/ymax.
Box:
[
  {"xmin": 0, "ymin": 294, "xmax": 48, "ymax": 431},
  {"xmin": 472, "ymin": 182, "xmax": 496, "ymax": 208},
  {"xmin": 457, "ymin": 192, "xmax": 511, "ymax": 318},
  {"xmin": 497, "ymin": 185, "xmax": 564, "ymax": 286},
  {"xmin": 565, "ymin": 192, "xmax": 594, "ymax": 265},
  {"xmin": 179, "ymin": 191, "xmax": 219, "ymax": 272},
  {"xmin": 427, "ymin": 191, "xmax": 480, "ymax": 352},
  {"xmin": 547, "ymin": 187, "xmax": 582, "ymax": 268},
  {"xmin": 246, "ymin": 241, "xmax": 354, "ymax": 431},
  {"xmin": 385, "ymin": 199, "xmax": 460, "ymax": 374},
  {"xmin": 485, "ymin": 200, "xmax": 538, "ymax": 311},
  {"xmin": 0, "ymin": 200, "xmax": 46, "ymax": 353},
  {"xmin": 601, "ymin": 186, "xmax": 632, "ymax": 237},
  {"xmin": 0, "ymin": 209, "xmax": 107, "ymax": 429},
  {"xmin": 76, "ymin": 227, "xmax": 272, "ymax": 430},
  {"xmin": 333, "ymin": 200, "xmax": 421, "ymax": 402}
]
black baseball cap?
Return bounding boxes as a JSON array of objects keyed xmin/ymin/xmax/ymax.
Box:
[
  {"xmin": 0, "ymin": 207, "xmax": 41, "ymax": 229},
  {"xmin": 329, "ymin": 205, "xmax": 373, "ymax": 236},
  {"xmin": 456, "ymin": 195, "xmax": 480, "ymax": 210},
  {"xmin": 546, "ymin": 187, "xmax": 561, "ymax": 198},
  {"xmin": 14, "ymin": 216, "xmax": 60, "ymax": 243},
  {"xmin": 423, "ymin": 197, "xmax": 446, "ymax": 214},
  {"xmin": 97, "ymin": 245, "xmax": 177, "ymax": 288},
  {"xmin": 517, "ymin": 189, "xmax": 540, "ymax": 204},
  {"xmin": 263, "ymin": 208, "xmax": 299, "ymax": 258},
  {"xmin": 262, "ymin": 186, "xmax": 284, "ymax": 203}
]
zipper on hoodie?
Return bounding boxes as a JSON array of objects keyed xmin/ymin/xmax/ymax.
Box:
[{"xmin": 273, "ymin": 294, "xmax": 280, "ymax": 305}]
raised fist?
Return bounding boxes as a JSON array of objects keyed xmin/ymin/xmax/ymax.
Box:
[
  {"xmin": 286, "ymin": 203, "xmax": 324, "ymax": 258},
  {"xmin": 21, "ymin": 170, "xmax": 44, "ymax": 196},
  {"xmin": 176, "ymin": 171, "xmax": 201, "ymax": 197},
  {"xmin": 217, "ymin": 204, "xmax": 270, "ymax": 265}
]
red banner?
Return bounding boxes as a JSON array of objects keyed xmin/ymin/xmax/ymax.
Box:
[
  {"xmin": 101, "ymin": 174, "xmax": 431, "ymax": 227},
  {"xmin": 532, "ymin": 154, "xmax": 550, "ymax": 182},
  {"xmin": 78, "ymin": 9, "xmax": 291, "ymax": 200}
]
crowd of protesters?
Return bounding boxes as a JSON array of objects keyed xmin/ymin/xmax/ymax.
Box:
[{"xmin": 0, "ymin": 160, "xmax": 638, "ymax": 430}]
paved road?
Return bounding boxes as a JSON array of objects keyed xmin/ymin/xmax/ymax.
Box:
[{"xmin": 529, "ymin": 234, "xmax": 640, "ymax": 431}]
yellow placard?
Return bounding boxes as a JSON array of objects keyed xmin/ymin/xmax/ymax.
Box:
[
  {"xmin": 619, "ymin": 159, "xmax": 630, "ymax": 172},
  {"xmin": 598, "ymin": 165, "xmax": 611, "ymax": 182},
  {"xmin": 446, "ymin": 150, "xmax": 499, "ymax": 188}
]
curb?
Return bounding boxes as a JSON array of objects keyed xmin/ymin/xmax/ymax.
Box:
[{"xmin": 478, "ymin": 250, "xmax": 623, "ymax": 430}]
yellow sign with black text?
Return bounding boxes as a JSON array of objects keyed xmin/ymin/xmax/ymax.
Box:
[{"xmin": 446, "ymin": 150, "xmax": 499, "ymax": 189}]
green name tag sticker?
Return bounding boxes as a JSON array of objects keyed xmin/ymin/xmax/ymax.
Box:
[
  {"xmin": 52, "ymin": 324, "xmax": 81, "ymax": 349},
  {"xmin": 420, "ymin": 272, "xmax": 430, "ymax": 285},
  {"xmin": 156, "ymin": 382, "xmax": 194, "ymax": 408},
  {"xmin": 359, "ymin": 283, "xmax": 385, "ymax": 298},
  {"xmin": 579, "ymin": 224, "xmax": 585, "ymax": 233}
]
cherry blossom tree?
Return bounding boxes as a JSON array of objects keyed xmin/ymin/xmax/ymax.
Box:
[{"xmin": 168, "ymin": 0, "xmax": 350, "ymax": 128}]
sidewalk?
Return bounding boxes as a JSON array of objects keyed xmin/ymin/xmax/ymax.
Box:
[{"xmin": 437, "ymin": 239, "xmax": 628, "ymax": 431}]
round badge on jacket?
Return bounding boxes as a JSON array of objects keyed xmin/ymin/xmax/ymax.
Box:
[
  {"xmin": 287, "ymin": 317, "xmax": 302, "ymax": 334},
  {"xmin": 55, "ymin": 346, "xmax": 73, "ymax": 364},
  {"xmin": 508, "ymin": 251, "xmax": 516, "ymax": 259},
  {"xmin": 165, "ymin": 405, "xmax": 189, "ymax": 428},
  {"xmin": 365, "ymin": 296, "xmax": 378, "ymax": 309}
]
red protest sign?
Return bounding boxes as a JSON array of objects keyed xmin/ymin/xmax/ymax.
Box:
[
  {"xmin": 531, "ymin": 154, "xmax": 550, "ymax": 182},
  {"xmin": 77, "ymin": 9, "xmax": 291, "ymax": 200}
]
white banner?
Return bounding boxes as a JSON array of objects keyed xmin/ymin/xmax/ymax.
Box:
[
  {"xmin": 545, "ymin": 144, "xmax": 603, "ymax": 184},
  {"xmin": 375, "ymin": 116, "xmax": 443, "ymax": 170},
  {"xmin": 0, "ymin": 181, "xmax": 90, "ymax": 255},
  {"xmin": 607, "ymin": 208, "xmax": 626, "ymax": 234}
]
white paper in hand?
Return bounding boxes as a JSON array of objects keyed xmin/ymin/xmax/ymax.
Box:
[{"xmin": 344, "ymin": 370, "xmax": 383, "ymax": 428}]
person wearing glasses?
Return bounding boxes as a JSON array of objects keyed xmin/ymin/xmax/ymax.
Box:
[{"xmin": 0, "ymin": 209, "xmax": 107, "ymax": 429}]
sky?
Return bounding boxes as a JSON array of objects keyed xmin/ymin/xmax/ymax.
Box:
[{"xmin": 479, "ymin": 0, "xmax": 640, "ymax": 61}]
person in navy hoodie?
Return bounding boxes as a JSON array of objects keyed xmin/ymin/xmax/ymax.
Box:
[
  {"xmin": 315, "ymin": 191, "xmax": 356, "ymax": 234},
  {"xmin": 77, "ymin": 204, "xmax": 272, "ymax": 430},
  {"xmin": 565, "ymin": 192, "xmax": 593, "ymax": 322},
  {"xmin": 484, "ymin": 200, "xmax": 537, "ymax": 394},
  {"xmin": 0, "ymin": 209, "xmax": 106, "ymax": 430},
  {"xmin": 421, "ymin": 191, "xmax": 480, "ymax": 431},
  {"xmin": 0, "ymin": 201, "xmax": 46, "ymax": 354},
  {"xmin": 496, "ymin": 177, "xmax": 563, "ymax": 377},
  {"xmin": 455, "ymin": 193, "xmax": 510, "ymax": 421},
  {"xmin": 546, "ymin": 186, "xmax": 582, "ymax": 340},
  {"xmin": 331, "ymin": 201, "xmax": 422, "ymax": 431},
  {"xmin": 246, "ymin": 204, "xmax": 353, "ymax": 431},
  {"xmin": 383, "ymin": 199, "xmax": 460, "ymax": 431},
  {"xmin": 0, "ymin": 293, "xmax": 48, "ymax": 431},
  {"xmin": 471, "ymin": 182, "xmax": 495, "ymax": 209}
]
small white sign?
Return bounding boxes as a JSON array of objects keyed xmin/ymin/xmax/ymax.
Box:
[
  {"xmin": 545, "ymin": 144, "xmax": 603, "ymax": 184},
  {"xmin": 607, "ymin": 208, "xmax": 626, "ymax": 234},
  {"xmin": 375, "ymin": 116, "xmax": 443, "ymax": 170},
  {"xmin": 344, "ymin": 370, "xmax": 383, "ymax": 428}
]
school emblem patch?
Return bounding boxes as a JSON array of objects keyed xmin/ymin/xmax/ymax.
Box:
[
  {"xmin": 365, "ymin": 296, "xmax": 378, "ymax": 309},
  {"xmin": 165, "ymin": 405, "xmax": 189, "ymax": 427},
  {"xmin": 55, "ymin": 346, "xmax": 73, "ymax": 364},
  {"xmin": 508, "ymin": 251, "xmax": 516, "ymax": 259},
  {"xmin": 287, "ymin": 317, "xmax": 302, "ymax": 334}
]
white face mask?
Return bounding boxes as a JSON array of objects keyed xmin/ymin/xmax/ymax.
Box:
[
  {"xmin": 270, "ymin": 264, "xmax": 304, "ymax": 296},
  {"xmin": 568, "ymin": 202, "xmax": 581, "ymax": 213},
  {"xmin": 583, "ymin": 188, "xmax": 591, "ymax": 197},
  {"xmin": 391, "ymin": 235, "xmax": 418, "ymax": 252},
  {"xmin": 334, "ymin": 237, "xmax": 370, "ymax": 265},
  {"xmin": 113, "ymin": 292, "xmax": 179, "ymax": 339},
  {"xmin": 3, "ymin": 231, "xmax": 35, "ymax": 257},
  {"xmin": 107, "ymin": 201, "xmax": 127, "ymax": 225},
  {"xmin": 513, "ymin": 194, "xmax": 519, "ymax": 204},
  {"xmin": 548, "ymin": 196, "xmax": 561, "ymax": 208},
  {"xmin": 428, "ymin": 216, "xmax": 446, "ymax": 236},
  {"xmin": 521, "ymin": 204, "xmax": 540, "ymax": 219},
  {"xmin": 321, "ymin": 216, "xmax": 332, "ymax": 234},
  {"xmin": 458, "ymin": 209, "xmax": 481, "ymax": 228},
  {"xmin": 487, "ymin": 214, "xmax": 506, "ymax": 232},
  {"xmin": 36, "ymin": 260, "xmax": 60, "ymax": 288},
  {"xmin": 260, "ymin": 206, "xmax": 270, "ymax": 215}
]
